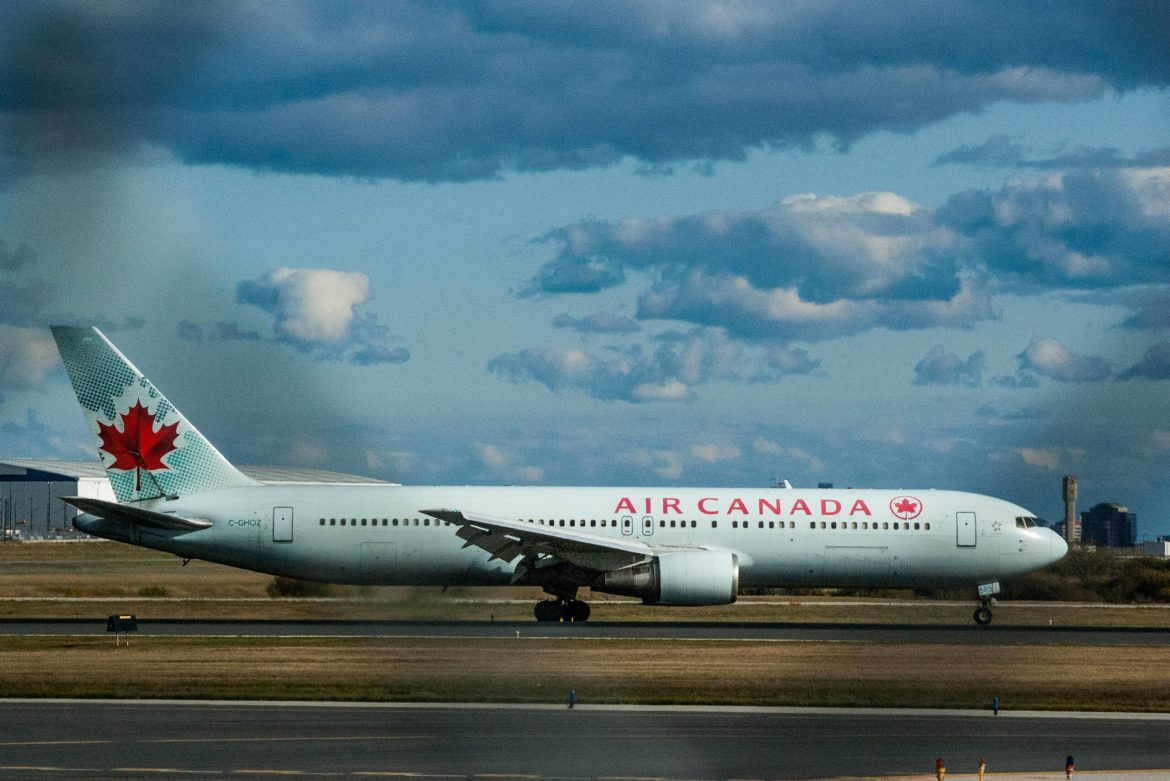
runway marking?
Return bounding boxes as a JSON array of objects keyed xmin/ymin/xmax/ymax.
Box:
[
  {"xmin": 113, "ymin": 769, "xmax": 217, "ymax": 775},
  {"xmin": 351, "ymin": 771, "xmax": 465, "ymax": 776},
  {"xmin": 0, "ymin": 739, "xmax": 112, "ymax": 746},
  {"xmin": 148, "ymin": 735, "xmax": 431, "ymax": 745}
]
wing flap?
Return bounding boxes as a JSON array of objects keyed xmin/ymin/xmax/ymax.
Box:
[
  {"xmin": 423, "ymin": 508, "xmax": 651, "ymax": 572},
  {"xmin": 63, "ymin": 496, "xmax": 213, "ymax": 531}
]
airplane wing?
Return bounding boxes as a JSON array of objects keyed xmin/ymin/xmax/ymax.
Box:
[
  {"xmin": 63, "ymin": 496, "xmax": 213, "ymax": 531},
  {"xmin": 421, "ymin": 508, "xmax": 654, "ymax": 573}
]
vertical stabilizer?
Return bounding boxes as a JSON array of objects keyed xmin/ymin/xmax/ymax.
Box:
[{"xmin": 51, "ymin": 326, "xmax": 259, "ymax": 502}]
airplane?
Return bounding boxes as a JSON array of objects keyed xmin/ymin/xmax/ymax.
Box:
[{"xmin": 51, "ymin": 326, "xmax": 1068, "ymax": 625}]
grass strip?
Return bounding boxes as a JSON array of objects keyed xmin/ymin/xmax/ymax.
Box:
[{"xmin": 3, "ymin": 635, "xmax": 1168, "ymax": 711}]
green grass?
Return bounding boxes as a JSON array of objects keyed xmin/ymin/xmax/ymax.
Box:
[{"xmin": 2, "ymin": 635, "xmax": 1168, "ymax": 711}]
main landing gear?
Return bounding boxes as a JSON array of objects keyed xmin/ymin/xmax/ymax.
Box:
[{"xmin": 534, "ymin": 599, "xmax": 591, "ymax": 622}]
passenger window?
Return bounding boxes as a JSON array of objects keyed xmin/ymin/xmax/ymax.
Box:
[
  {"xmin": 712, "ymin": 521, "xmax": 718, "ymax": 528},
  {"xmin": 319, "ymin": 519, "xmax": 325, "ymax": 526}
]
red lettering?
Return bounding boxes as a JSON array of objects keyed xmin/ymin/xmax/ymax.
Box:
[
  {"xmin": 759, "ymin": 497, "xmax": 782, "ymax": 515},
  {"xmin": 821, "ymin": 499, "xmax": 841, "ymax": 516},
  {"xmin": 849, "ymin": 499, "xmax": 872, "ymax": 516},
  {"xmin": 728, "ymin": 498, "xmax": 748, "ymax": 515},
  {"xmin": 791, "ymin": 498, "xmax": 812, "ymax": 515},
  {"xmin": 614, "ymin": 497, "xmax": 636, "ymax": 513},
  {"xmin": 644, "ymin": 497, "xmax": 652, "ymax": 514},
  {"xmin": 662, "ymin": 497, "xmax": 681, "ymax": 514},
  {"xmin": 698, "ymin": 497, "xmax": 718, "ymax": 515}
]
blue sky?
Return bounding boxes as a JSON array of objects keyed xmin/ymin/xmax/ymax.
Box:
[{"xmin": 2, "ymin": 2, "xmax": 1169, "ymax": 536}]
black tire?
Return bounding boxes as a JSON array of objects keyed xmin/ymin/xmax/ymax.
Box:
[
  {"xmin": 534, "ymin": 600, "xmax": 561, "ymax": 622},
  {"xmin": 564, "ymin": 600, "xmax": 591, "ymax": 622},
  {"xmin": 974, "ymin": 606, "xmax": 993, "ymax": 625}
]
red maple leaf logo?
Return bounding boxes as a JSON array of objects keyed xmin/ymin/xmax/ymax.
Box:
[
  {"xmin": 97, "ymin": 401, "xmax": 180, "ymax": 480},
  {"xmin": 890, "ymin": 496, "xmax": 923, "ymax": 520}
]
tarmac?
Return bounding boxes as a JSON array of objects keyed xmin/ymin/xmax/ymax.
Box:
[{"xmin": 878, "ymin": 774, "xmax": 1167, "ymax": 781}]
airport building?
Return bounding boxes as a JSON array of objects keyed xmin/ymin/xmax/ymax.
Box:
[
  {"xmin": 0, "ymin": 459, "xmax": 386, "ymax": 540},
  {"xmin": 1079, "ymin": 502, "xmax": 1137, "ymax": 549},
  {"xmin": 0, "ymin": 459, "xmax": 114, "ymax": 539}
]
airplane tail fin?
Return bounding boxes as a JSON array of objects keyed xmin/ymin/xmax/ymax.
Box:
[{"xmin": 51, "ymin": 326, "xmax": 259, "ymax": 502}]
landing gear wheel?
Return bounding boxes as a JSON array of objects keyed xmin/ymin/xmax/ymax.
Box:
[
  {"xmin": 534, "ymin": 600, "xmax": 562, "ymax": 622},
  {"xmin": 562, "ymin": 599, "xmax": 591, "ymax": 622},
  {"xmin": 974, "ymin": 606, "xmax": 993, "ymax": 625}
]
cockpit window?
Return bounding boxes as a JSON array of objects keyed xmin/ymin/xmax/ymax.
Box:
[{"xmin": 1015, "ymin": 516, "xmax": 1039, "ymax": 528}]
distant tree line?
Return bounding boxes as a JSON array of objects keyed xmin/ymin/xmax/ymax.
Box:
[
  {"xmin": 754, "ymin": 549, "xmax": 1170, "ymax": 603},
  {"xmin": 1001, "ymin": 548, "xmax": 1170, "ymax": 603}
]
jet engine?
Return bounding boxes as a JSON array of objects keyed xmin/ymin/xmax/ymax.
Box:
[{"xmin": 595, "ymin": 549, "xmax": 739, "ymax": 606}]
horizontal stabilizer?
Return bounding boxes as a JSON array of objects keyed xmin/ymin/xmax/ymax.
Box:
[{"xmin": 63, "ymin": 496, "xmax": 212, "ymax": 531}]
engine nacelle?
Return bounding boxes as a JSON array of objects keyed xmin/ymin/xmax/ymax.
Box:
[{"xmin": 595, "ymin": 549, "xmax": 739, "ymax": 606}]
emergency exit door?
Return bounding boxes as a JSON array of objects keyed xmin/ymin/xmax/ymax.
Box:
[
  {"xmin": 273, "ymin": 506, "xmax": 294, "ymax": 542},
  {"xmin": 956, "ymin": 511, "xmax": 976, "ymax": 547}
]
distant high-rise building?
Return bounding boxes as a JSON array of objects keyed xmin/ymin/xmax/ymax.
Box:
[{"xmin": 1080, "ymin": 502, "xmax": 1137, "ymax": 548}]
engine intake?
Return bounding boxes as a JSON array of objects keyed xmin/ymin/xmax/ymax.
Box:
[{"xmin": 596, "ymin": 549, "xmax": 739, "ymax": 606}]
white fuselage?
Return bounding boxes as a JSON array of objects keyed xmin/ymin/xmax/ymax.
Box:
[{"xmin": 76, "ymin": 484, "xmax": 1067, "ymax": 591}]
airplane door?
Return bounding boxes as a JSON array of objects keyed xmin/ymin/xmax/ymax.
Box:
[
  {"xmin": 621, "ymin": 515, "xmax": 633, "ymax": 536},
  {"xmin": 642, "ymin": 515, "xmax": 654, "ymax": 536},
  {"xmin": 956, "ymin": 511, "xmax": 976, "ymax": 547},
  {"xmin": 273, "ymin": 506, "xmax": 293, "ymax": 543}
]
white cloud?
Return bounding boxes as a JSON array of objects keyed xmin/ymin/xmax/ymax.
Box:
[
  {"xmin": 243, "ymin": 267, "xmax": 370, "ymax": 345},
  {"xmin": 0, "ymin": 325, "xmax": 58, "ymax": 388},
  {"xmin": 690, "ymin": 443, "xmax": 741, "ymax": 463},
  {"xmin": 516, "ymin": 465, "xmax": 545, "ymax": 483},
  {"xmin": 1017, "ymin": 336, "xmax": 1110, "ymax": 382},
  {"xmin": 235, "ymin": 266, "xmax": 408, "ymax": 365},
  {"xmin": 478, "ymin": 443, "xmax": 509, "ymax": 469}
]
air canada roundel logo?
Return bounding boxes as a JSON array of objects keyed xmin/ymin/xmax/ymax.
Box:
[{"xmin": 889, "ymin": 495, "xmax": 923, "ymax": 520}]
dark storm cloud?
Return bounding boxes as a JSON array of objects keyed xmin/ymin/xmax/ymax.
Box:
[
  {"xmin": 512, "ymin": 160, "xmax": 1166, "ymax": 368},
  {"xmin": 522, "ymin": 191, "xmax": 996, "ymax": 341},
  {"xmin": 1119, "ymin": 341, "xmax": 1170, "ymax": 381},
  {"xmin": 940, "ymin": 167, "xmax": 1170, "ymax": 291},
  {"xmin": 1114, "ymin": 286, "xmax": 1170, "ymax": 330},
  {"xmin": 488, "ymin": 326, "xmax": 813, "ymax": 403},
  {"xmin": 552, "ymin": 312, "xmax": 642, "ymax": 335},
  {"xmin": 913, "ymin": 345, "xmax": 985, "ymax": 387},
  {"xmin": 3, "ymin": 1, "xmax": 1165, "ymax": 182},
  {"xmin": 935, "ymin": 139, "xmax": 1170, "ymax": 172},
  {"xmin": 0, "ymin": 240, "xmax": 36, "ymax": 270}
]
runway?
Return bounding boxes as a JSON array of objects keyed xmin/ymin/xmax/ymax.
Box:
[
  {"xmin": 3, "ymin": 617, "xmax": 1169, "ymax": 645},
  {"xmin": 0, "ymin": 701, "xmax": 1166, "ymax": 780}
]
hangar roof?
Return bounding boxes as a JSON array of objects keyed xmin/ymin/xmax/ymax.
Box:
[{"xmin": 0, "ymin": 459, "xmax": 392, "ymax": 485}]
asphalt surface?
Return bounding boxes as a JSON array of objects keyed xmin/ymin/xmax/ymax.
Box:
[
  {"xmin": 3, "ymin": 617, "xmax": 1170, "ymax": 645},
  {"xmin": 0, "ymin": 701, "xmax": 1166, "ymax": 780}
]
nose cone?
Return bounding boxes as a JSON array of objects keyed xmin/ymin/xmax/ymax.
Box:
[{"xmin": 1048, "ymin": 529, "xmax": 1069, "ymax": 564}]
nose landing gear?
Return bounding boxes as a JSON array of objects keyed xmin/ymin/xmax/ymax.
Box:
[{"xmin": 973, "ymin": 581, "xmax": 1000, "ymax": 625}]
